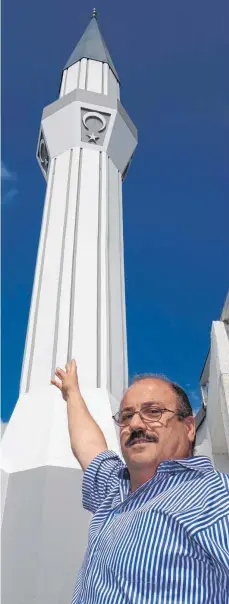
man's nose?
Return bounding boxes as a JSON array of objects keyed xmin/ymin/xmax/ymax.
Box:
[{"xmin": 129, "ymin": 410, "xmax": 145, "ymax": 430}]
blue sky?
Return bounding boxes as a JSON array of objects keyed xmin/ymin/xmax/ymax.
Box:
[{"xmin": 2, "ymin": 0, "xmax": 229, "ymax": 421}]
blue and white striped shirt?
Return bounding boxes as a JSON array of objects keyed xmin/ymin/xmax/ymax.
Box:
[{"xmin": 72, "ymin": 451, "xmax": 229, "ymax": 604}]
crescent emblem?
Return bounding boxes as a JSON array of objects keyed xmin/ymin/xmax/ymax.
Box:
[{"xmin": 83, "ymin": 111, "xmax": 106, "ymax": 133}]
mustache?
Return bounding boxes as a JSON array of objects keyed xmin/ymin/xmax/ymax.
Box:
[{"xmin": 125, "ymin": 429, "xmax": 159, "ymax": 448}]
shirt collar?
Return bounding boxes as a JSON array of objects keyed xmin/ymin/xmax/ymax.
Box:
[
  {"xmin": 118, "ymin": 456, "xmax": 215, "ymax": 481},
  {"xmin": 157, "ymin": 456, "xmax": 214, "ymax": 474}
]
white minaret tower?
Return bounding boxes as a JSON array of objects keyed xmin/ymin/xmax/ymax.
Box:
[{"xmin": 1, "ymin": 11, "xmax": 137, "ymax": 604}]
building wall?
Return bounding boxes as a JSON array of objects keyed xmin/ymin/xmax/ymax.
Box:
[{"xmin": 196, "ymin": 303, "xmax": 229, "ymax": 473}]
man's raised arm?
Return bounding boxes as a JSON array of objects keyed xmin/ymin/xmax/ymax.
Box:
[{"xmin": 51, "ymin": 359, "xmax": 108, "ymax": 471}]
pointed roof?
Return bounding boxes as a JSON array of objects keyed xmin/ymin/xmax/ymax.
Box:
[{"xmin": 65, "ymin": 11, "xmax": 119, "ymax": 81}]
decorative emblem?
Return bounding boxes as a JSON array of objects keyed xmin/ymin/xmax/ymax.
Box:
[
  {"xmin": 87, "ymin": 132, "xmax": 99, "ymax": 143},
  {"xmin": 81, "ymin": 109, "xmax": 110, "ymax": 146},
  {"xmin": 37, "ymin": 130, "xmax": 50, "ymax": 176}
]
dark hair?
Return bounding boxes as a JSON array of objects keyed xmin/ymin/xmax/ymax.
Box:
[{"xmin": 129, "ymin": 373, "xmax": 196, "ymax": 454}]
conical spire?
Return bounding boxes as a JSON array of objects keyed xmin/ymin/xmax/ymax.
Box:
[{"xmin": 64, "ymin": 10, "xmax": 119, "ymax": 81}]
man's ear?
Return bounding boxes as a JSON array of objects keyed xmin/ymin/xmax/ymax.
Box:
[{"xmin": 184, "ymin": 416, "xmax": 196, "ymax": 443}]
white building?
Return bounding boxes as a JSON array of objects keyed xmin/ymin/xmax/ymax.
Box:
[
  {"xmin": 1, "ymin": 12, "xmax": 137, "ymax": 604},
  {"xmin": 195, "ymin": 291, "xmax": 229, "ymax": 472}
]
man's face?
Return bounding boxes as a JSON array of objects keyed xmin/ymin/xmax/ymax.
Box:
[{"xmin": 119, "ymin": 378, "xmax": 195, "ymax": 471}]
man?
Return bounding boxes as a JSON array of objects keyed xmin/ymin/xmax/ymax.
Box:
[{"xmin": 52, "ymin": 360, "xmax": 229, "ymax": 604}]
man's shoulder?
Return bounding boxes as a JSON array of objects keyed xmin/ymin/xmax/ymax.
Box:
[
  {"xmin": 190, "ymin": 456, "xmax": 229, "ymax": 490},
  {"xmin": 82, "ymin": 450, "xmax": 125, "ymax": 514},
  {"xmin": 83, "ymin": 449, "xmax": 126, "ymax": 489},
  {"xmin": 181, "ymin": 456, "xmax": 229, "ymax": 499}
]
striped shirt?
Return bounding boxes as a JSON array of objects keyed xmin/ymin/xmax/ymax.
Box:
[{"xmin": 72, "ymin": 451, "xmax": 229, "ymax": 604}]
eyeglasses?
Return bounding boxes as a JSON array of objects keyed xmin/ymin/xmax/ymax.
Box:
[{"xmin": 112, "ymin": 405, "xmax": 185, "ymax": 427}]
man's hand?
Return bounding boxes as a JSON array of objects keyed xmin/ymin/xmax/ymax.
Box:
[
  {"xmin": 51, "ymin": 358, "xmax": 107, "ymax": 470},
  {"xmin": 51, "ymin": 359, "xmax": 79, "ymax": 401}
]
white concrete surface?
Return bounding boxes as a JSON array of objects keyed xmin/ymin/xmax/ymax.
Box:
[
  {"xmin": 1, "ymin": 386, "xmax": 121, "ymax": 473},
  {"xmin": 207, "ymin": 321, "xmax": 229, "ymax": 455},
  {"xmin": 1, "ymin": 21, "xmax": 136, "ymax": 604},
  {"xmin": 65, "ymin": 62, "xmax": 80, "ymax": 95},
  {"xmin": 87, "ymin": 59, "xmax": 103, "ymax": 93},
  {"xmin": 60, "ymin": 58, "xmax": 119, "ymax": 99},
  {"xmin": 78, "ymin": 58, "xmax": 87, "ymax": 89},
  {"xmin": 197, "ymin": 296, "xmax": 229, "ymax": 472}
]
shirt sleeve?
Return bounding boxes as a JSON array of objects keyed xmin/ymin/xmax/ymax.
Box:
[{"xmin": 82, "ymin": 450, "xmax": 124, "ymax": 513}]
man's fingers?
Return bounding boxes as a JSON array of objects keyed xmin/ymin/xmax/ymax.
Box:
[
  {"xmin": 51, "ymin": 379, "xmax": 62, "ymax": 390},
  {"xmin": 55, "ymin": 368, "xmax": 65, "ymax": 379},
  {"xmin": 65, "ymin": 362, "xmax": 71, "ymax": 373},
  {"xmin": 70, "ymin": 359, "xmax": 76, "ymax": 373}
]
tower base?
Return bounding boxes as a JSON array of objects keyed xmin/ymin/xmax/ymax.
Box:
[{"xmin": 1, "ymin": 386, "xmax": 121, "ymax": 604}]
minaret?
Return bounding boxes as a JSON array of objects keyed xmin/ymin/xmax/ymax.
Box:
[{"xmin": 1, "ymin": 11, "xmax": 137, "ymax": 604}]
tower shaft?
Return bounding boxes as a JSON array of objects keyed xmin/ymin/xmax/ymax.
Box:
[{"xmin": 20, "ymin": 147, "xmax": 127, "ymax": 403}]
